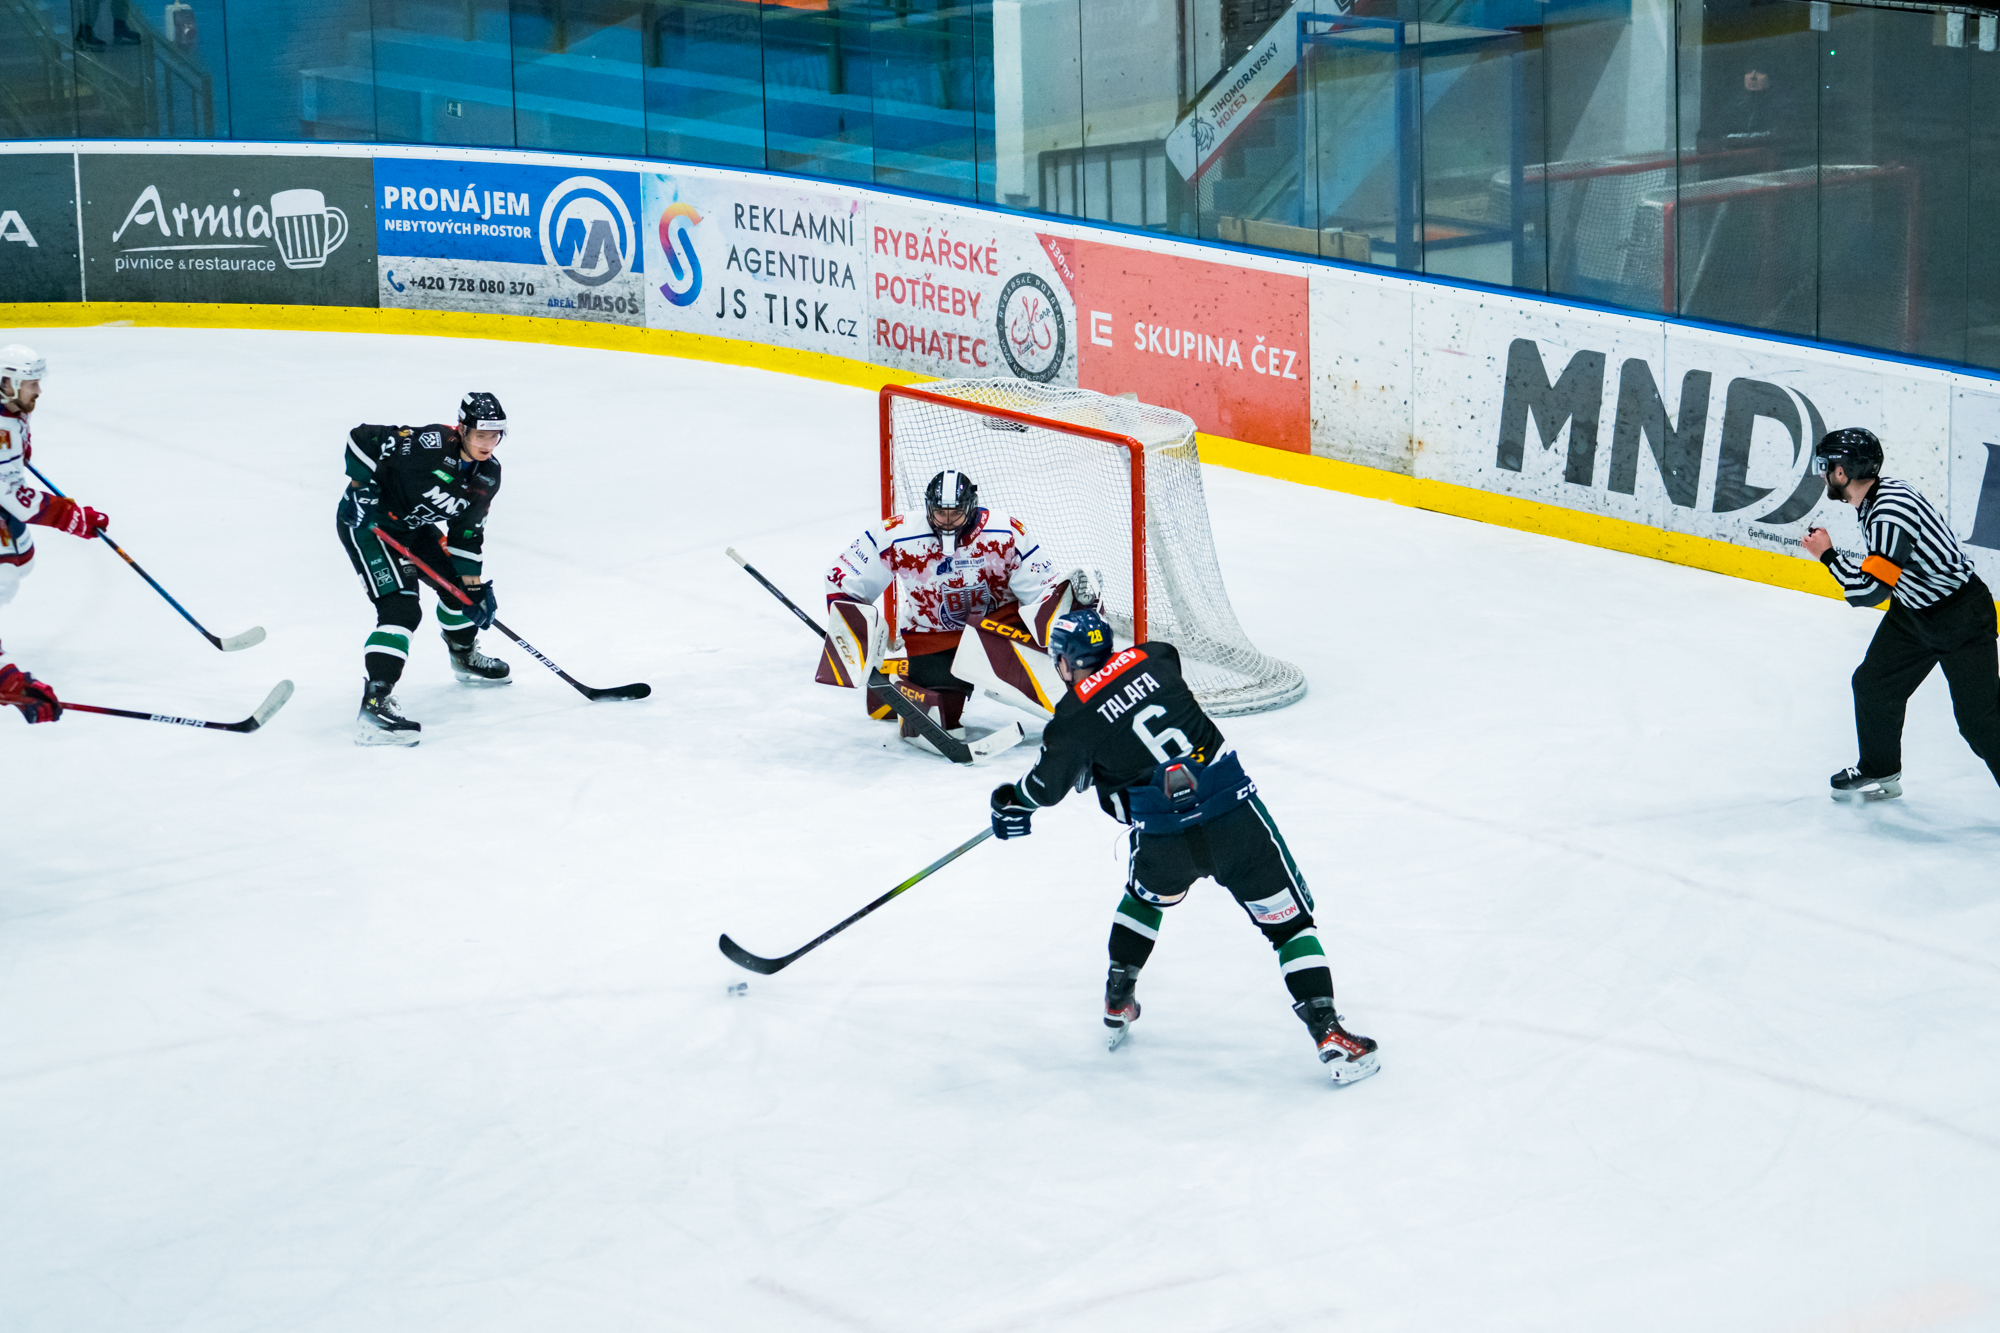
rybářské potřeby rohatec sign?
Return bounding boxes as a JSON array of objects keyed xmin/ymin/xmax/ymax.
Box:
[{"xmin": 80, "ymin": 154, "xmax": 376, "ymax": 305}]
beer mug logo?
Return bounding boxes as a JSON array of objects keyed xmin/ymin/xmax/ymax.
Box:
[
  {"xmin": 270, "ymin": 188, "xmax": 349, "ymax": 270},
  {"xmin": 539, "ymin": 176, "xmax": 635, "ymax": 289}
]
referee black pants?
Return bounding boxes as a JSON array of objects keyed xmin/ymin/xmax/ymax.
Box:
[{"xmin": 1853, "ymin": 575, "xmax": 2000, "ymax": 785}]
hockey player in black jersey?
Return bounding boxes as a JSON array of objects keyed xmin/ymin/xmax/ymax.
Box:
[
  {"xmin": 988, "ymin": 607, "xmax": 1379, "ymax": 1083},
  {"xmin": 337, "ymin": 391, "xmax": 510, "ymax": 745}
]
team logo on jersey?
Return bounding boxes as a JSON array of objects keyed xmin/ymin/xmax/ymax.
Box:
[
  {"xmin": 997, "ymin": 273, "xmax": 1066, "ymax": 383},
  {"xmin": 656, "ymin": 203, "xmax": 704, "ymax": 307},
  {"xmin": 421, "ymin": 485, "xmax": 469, "ymax": 516},
  {"xmin": 540, "ymin": 177, "xmax": 636, "ymax": 289}
]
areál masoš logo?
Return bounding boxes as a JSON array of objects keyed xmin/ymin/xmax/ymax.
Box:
[
  {"xmin": 656, "ymin": 202, "xmax": 704, "ymax": 308},
  {"xmin": 539, "ymin": 176, "xmax": 635, "ymax": 289},
  {"xmin": 997, "ymin": 272, "xmax": 1065, "ymax": 383}
]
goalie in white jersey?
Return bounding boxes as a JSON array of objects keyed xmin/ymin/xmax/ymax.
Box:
[
  {"xmin": 1, "ymin": 345, "xmax": 112, "ymax": 608},
  {"xmin": 821, "ymin": 469, "xmax": 1077, "ymax": 742}
]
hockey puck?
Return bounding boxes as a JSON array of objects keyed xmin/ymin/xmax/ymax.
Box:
[{"xmin": 727, "ymin": 982, "xmax": 749, "ymax": 997}]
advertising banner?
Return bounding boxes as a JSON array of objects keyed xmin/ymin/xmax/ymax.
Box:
[
  {"xmin": 1946, "ymin": 379, "xmax": 2000, "ymax": 592},
  {"xmin": 1410, "ymin": 285, "xmax": 1964, "ymax": 561},
  {"xmin": 80, "ymin": 153, "xmax": 376, "ymax": 306},
  {"xmin": 1307, "ymin": 266, "xmax": 1413, "ymax": 472},
  {"xmin": 641, "ymin": 171, "xmax": 868, "ymax": 358},
  {"xmin": 375, "ymin": 158, "xmax": 644, "ymax": 324},
  {"xmin": 867, "ymin": 199, "xmax": 1076, "ymax": 385},
  {"xmin": 0, "ymin": 154, "xmax": 82, "ymax": 304},
  {"xmin": 1046, "ymin": 235, "xmax": 1311, "ymax": 452}
]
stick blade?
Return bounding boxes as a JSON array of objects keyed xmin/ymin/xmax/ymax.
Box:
[
  {"xmin": 586, "ymin": 682, "xmax": 651, "ymax": 702},
  {"xmin": 217, "ymin": 626, "xmax": 267, "ymax": 652},
  {"xmin": 718, "ymin": 934, "xmax": 789, "ymax": 975},
  {"xmin": 725, "ymin": 547, "xmax": 748, "ymax": 567},
  {"xmin": 236, "ymin": 680, "xmax": 295, "ymax": 732}
]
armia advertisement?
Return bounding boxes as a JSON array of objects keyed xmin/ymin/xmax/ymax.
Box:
[
  {"xmin": 642, "ymin": 172, "xmax": 867, "ymax": 359},
  {"xmin": 375, "ymin": 158, "xmax": 644, "ymax": 325},
  {"xmin": 79, "ymin": 154, "xmax": 376, "ymax": 306}
]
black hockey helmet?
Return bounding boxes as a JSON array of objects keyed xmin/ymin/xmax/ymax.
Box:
[
  {"xmin": 1813, "ymin": 427, "xmax": 1883, "ymax": 480},
  {"xmin": 458, "ymin": 391, "xmax": 507, "ymax": 440},
  {"xmin": 1049, "ymin": 605, "xmax": 1115, "ymax": 676},
  {"xmin": 924, "ymin": 469, "xmax": 978, "ymax": 532}
]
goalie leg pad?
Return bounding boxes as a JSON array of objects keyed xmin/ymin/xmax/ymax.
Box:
[
  {"xmin": 951, "ymin": 616, "xmax": 1064, "ymax": 719},
  {"xmin": 893, "ymin": 679, "xmax": 969, "ymax": 737},
  {"xmin": 817, "ymin": 597, "xmax": 884, "ymax": 689}
]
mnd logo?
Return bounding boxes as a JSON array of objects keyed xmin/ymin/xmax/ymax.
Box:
[
  {"xmin": 1494, "ymin": 337, "xmax": 1826, "ymax": 527},
  {"xmin": 540, "ymin": 176, "xmax": 635, "ymax": 290}
]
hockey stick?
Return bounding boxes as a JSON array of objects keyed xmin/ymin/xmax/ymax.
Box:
[
  {"xmin": 371, "ymin": 527, "xmax": 650, "ymax": 702},
  {"xmin": 25, "ymin": 462, "xmax": 266, "ymax": 652},
  {"xmin": 718, "ymin": 827, "xmax": 994, "ymax": 974},
  {"xmin": 0, "ymin": 679, "xmax": 294, "ymax": 733},
  {"xmin": 725, "ymin": 547, "xmax": 1019, "ymax": 764}
]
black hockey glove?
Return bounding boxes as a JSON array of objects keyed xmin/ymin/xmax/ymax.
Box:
[
  {"xmin": 467, "ymin": 581, "xmax": 498, "ymax": 630},
  {"xmin": 991, "ymin": 783, "xmax": 1035, "ymax": 840}
]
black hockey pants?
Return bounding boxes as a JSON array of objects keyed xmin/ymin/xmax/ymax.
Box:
[
  {"xmin": 337, "ymin": 495, "xmax": 475, "ymax": 688},
  {"xmin": 1853, "ymin": 574, "xmax": 2000, "ymax": 786},
  {"xmin": 1108, "ymin": 799, "xmax": 1334, "ymax": 1005}
]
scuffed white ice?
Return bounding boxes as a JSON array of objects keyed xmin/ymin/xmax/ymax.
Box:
[{"xmin": 3, "ymin": 326, "xmax": 1998, "ymax": 1333}]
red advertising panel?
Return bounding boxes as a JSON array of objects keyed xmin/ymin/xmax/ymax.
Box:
[{"xmin": 1042, "ymin": 235, "xmax": 1311, "ymax": 453}]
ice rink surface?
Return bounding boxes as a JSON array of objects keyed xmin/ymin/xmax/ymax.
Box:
[{"xmin": 4, "ymin": 325, "xmax": 1999, "ymax": 1333}]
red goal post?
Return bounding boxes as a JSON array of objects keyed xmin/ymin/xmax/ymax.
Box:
[{"xmin": 878, "ymin": 379, "xmax": 1305, "ymax": 716}]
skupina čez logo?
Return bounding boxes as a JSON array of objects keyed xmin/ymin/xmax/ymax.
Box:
[
  {"xmin": 656, "ymin": 201, "xmax": 703, "ymax": 308},
  {"xmin": 997, "ymin": 271, "xmax": 1065, "ymax": 383},
  {"xmin": 111, "ymin": 184, "xmax": 348, "ymax": 269},
  {"xmin": 540, "ymin": 176, "xmax": 636, "ymax": 289}
]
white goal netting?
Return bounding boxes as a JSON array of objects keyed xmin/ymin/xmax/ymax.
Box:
[{"xmin": 882, "ymin": 379, "xmax": 1306, "ymax": 716}]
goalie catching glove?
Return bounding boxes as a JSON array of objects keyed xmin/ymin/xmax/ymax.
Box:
[{"xmin": 990, "ymin": 782, "xmax": 1037, "ymax": 839}]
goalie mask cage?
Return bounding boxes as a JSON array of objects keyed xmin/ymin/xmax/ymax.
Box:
[{"xmin": 880, "ymin": 379, "xmax": 1306, "ymax": 716}]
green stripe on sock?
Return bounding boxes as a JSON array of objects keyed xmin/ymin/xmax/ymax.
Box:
[
  {"xmin": 1250, "ymin": 795, "xmax": 1313, "ymax": 911},
  {"xmin": 365, "ymin": 629, "xmax": 410, "ymax": 653},
  {"xmin": 1115, "ymin": 894, "xmax": 1164, "ymax": 930},
  {"xmin": 436, "ymin": 605, "xmax": 472, "ymax": 628},
  {"xmin": 1278, "ymin": 930, "xmax": 1325, "ymax": 965}
]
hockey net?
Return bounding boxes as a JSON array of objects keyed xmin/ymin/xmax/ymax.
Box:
[{"xmin": 880, "ymin": 379, "xmax": 1306, "ymax": 716}]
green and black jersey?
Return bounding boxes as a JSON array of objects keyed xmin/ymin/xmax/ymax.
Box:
[{"xmin": 344, "ymin": 423, "xmax": 501, "ymax": 581}]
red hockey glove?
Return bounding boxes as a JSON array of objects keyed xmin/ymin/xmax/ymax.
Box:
[
  {"xmin": 0, "ymin": 664, "xmax": 61, "ymax": 723},
  {"xmin": 39, "ymin": 497, "xmax": 109, "ymax": 539}
]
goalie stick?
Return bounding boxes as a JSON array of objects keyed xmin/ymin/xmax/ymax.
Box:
[
  {"xmin": 0, "ymin": 680, "xmax": 294, "ymax": 733},
  {"xmin": 719, "ymin": 827, "xmax": 993, "ymax": 974},
  {"xmin": 725, "ymin": 547, "xmax": 1022, "ymax": 765},
  {"xmin": 27, "ymin": 462, "xmax": 266, "ymax": 652},
  {"xmin": 371, "ymin": 527, "xmax": 650, "ymax": 702}
]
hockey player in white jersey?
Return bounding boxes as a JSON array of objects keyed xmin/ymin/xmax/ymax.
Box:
[
  {"xmin": 821, "ymin": 469, "xmax": 1076, "ymax": 745},
  {"xmin": 0, "ymin": 346, "xmax": 111, "ymax": 607}
]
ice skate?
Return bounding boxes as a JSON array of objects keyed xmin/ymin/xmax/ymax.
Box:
[
  {"xmin": 446, "ymin": 633, "xmax": 511, "ymax": 686},
  {"xmin": 1105, "ymin": 962, "xmax": 1142, "ymax": 1050},
  {"xmin": 1830, "ymin": 766, "xmax": 1901, "ymax": 803},
  {"xmin": 1294, "ymin": 997, "xmax": 1379, "ymax": 1085},
  {"xmin": 356, "ymin": 680, "xmax": 421, "ymax": 746}
]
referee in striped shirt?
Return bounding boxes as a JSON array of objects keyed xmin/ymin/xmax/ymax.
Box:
[{"xmin": 1802, "ymin": 427, "xmax": 2000, "ymax": 802}]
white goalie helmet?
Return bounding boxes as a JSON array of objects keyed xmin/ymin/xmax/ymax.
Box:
[{"xmin": 0, "ymin": 344, "xmax": 46, "ymax": 403}]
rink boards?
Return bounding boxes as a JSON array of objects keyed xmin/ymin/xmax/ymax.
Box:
[{"xmin": 6, "ymin": 138, "xmax": 2000, "ymax": 603}]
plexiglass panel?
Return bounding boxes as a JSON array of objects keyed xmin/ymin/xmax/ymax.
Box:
[{"xmin": 510, "ymin": 0, "xmax": 646, "ymax": 155}]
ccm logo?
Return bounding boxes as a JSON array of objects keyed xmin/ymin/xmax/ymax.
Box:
[{"xmin": 980, "ymin": 617, "xmax": 1032, "ymax": 644}]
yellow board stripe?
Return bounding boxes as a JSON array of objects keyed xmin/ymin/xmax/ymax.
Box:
[
  {"xmin": 0, "ymin": 299, "xmax": 1919, "ymax": 610},
  {"xmin": 1194, "ymin": 435, "xmax": 1854, "ymax": 606}
]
